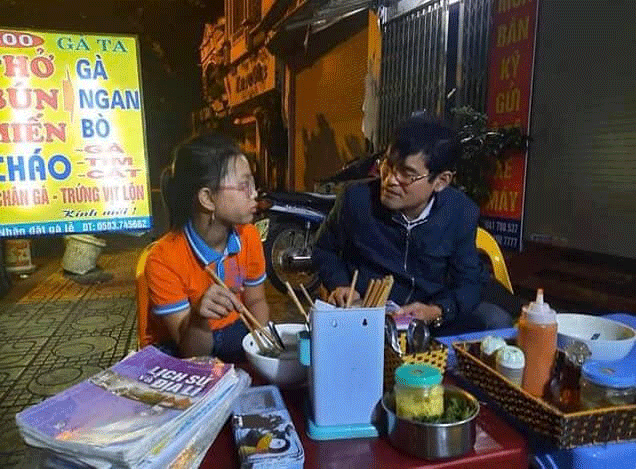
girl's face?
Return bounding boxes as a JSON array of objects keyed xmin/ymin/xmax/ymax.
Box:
[{"xmin": 213, "ymin": 154, "xmax": 258, "ymax": 225}]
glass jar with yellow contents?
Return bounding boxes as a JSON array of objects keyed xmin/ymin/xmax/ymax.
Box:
[{"xmin": 394, "ymin": 364, "xmax": 444, "ymax": 420}]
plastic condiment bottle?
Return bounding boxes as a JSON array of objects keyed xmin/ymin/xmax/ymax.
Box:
[
  {"xmin": 517, "ymin": 289, "xmax": 557, "ymax": 397},
  {"xmin": 496, "ymin": 345, "xmax": 525, "ymax": 387},
  {"xmin": 480, "ymin": 335, "xmax": 507, "ymax": 369}
]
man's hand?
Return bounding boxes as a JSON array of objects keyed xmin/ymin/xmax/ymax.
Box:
[
  {"xmin": 197, "ymin": 284, "xmax": 243, "ymax": 319},
  {"xmin": 327, "ymin": 286, "xmax": 361, "ymax": 307},
  {"xmin": 399, "ymin": 302, "xmax": 442, "ymax": 323}
]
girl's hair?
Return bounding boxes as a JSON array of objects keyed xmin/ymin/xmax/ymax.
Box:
[{"xmin": 163, "ymin": 133, "xmax": 243, "ymax": 228}]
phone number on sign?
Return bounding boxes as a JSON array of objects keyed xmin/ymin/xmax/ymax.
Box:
[{"xmin": 91, "ymin": 220, "xmax": 148, "ymax": 231}]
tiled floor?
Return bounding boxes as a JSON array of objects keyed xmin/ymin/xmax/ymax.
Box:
[{"xmin": 0, "ymin": 251, "xmax": 141, "ymax": 468}]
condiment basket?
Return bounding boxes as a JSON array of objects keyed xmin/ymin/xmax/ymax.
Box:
[{"xmin": 453, "ymin": 340, "xmax": 636, "ymax": 448}]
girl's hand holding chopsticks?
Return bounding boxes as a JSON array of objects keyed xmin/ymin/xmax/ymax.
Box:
[
  {"xmin": 205, "ymin": 266, "xmax": 283, "ymax": 354},
  {"xmin": 197, "ymin": 283, "xmax": 244, "ymax": 319}
]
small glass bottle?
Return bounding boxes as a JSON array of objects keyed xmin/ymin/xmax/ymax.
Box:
[
  {"xmin": 548, "ymin": 341, "xmax": 590, "ymax": 412},
  {"xmin": 394, "ymin": 364, "xmax": 443, "ymax": 420}
]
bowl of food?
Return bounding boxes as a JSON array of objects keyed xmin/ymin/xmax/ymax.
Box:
[
  {"xmin": 242, "ymin": 322, "xmax": 307, "ymax": 387},
  {"xmin": 556, "ymin": 313, "xmax": 636, "ymax": 361},
  {"xmin": 382, "ymin": 385, "xmax": 480, "ymax": 460}
]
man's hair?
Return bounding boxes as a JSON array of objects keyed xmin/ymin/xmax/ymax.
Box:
[
  {"xmin": 387, "ymin": 116, "xmax": 461, "ymax": 179},
  {"xmin": 164, "ymin": 133, "xmax": 243, "ymax": 228}
]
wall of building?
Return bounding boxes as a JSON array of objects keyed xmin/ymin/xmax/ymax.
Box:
[{"xmin": 293, "ymin": 16, "xmax": 369, "ymax": 190}]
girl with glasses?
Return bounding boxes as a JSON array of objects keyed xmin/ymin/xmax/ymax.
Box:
[{"xmin": 145, "ymin": 133, "xmax": 268, "ymax": 360}]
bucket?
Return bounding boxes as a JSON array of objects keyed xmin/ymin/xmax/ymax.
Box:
[
  {"xmin": 61, "ymin": 235, "xmax": 106, "ymax": 274},
  {"xmin": 4, "ymin": 239, "xmax": 35, "ymax": 273}
]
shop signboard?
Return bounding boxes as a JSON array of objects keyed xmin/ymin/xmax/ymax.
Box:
[
  {"xmin": 482, "ymin": 0, "xmax": 539, "ymax": 250},
  {"xmin": 225, "ymin": 47, "xmax": 275, "ymax": 108},
  {"xmin": 0, "ymin": 28, "xmax": 151, "ymax": 238}
]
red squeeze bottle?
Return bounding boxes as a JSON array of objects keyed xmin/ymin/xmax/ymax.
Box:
[{"xmin": 517, "ymin": 289, "xmax": 558, "ymax": 397}]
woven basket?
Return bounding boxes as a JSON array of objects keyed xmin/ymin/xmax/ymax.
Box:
[
  {"xmin": 383, "ymin": 334, "xmax": 448, "ymax": 391},
  {"xmin": 453, "ymin": 341, "xmax": 636, "ymax": 448}
]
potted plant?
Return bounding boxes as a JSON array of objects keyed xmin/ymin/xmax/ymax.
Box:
[{"xmin": 452, "ymin": 107, "xmax": 528, "ymax": 206}]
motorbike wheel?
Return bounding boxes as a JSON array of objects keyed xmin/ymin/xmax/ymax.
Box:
[{"xmin": 264, "ymin": 221, "xmax": 321, "ymax": 295}]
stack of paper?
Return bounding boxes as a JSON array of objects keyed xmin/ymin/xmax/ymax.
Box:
[{"xmin": 16, "ymin": 346, "xmax": 250, "ymax": 469}]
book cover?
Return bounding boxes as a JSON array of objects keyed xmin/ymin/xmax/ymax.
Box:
[
  {"xmin": 20, "ymin": 370, "xmax": 251, "ymax": 469},
  {"xmin": 16, "ymin": 347, "xmax": 232, "ymax": 456}
]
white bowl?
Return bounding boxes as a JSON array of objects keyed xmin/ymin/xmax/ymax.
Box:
[
  {"xmin": 556, "ymin": 313, "xmax": 636, "ymax": 361},
  {"xmin": 242, "ymin": 323, "xmax": 307, "ymax": 387}
]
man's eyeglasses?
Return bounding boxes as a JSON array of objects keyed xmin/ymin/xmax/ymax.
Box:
[
  {"xmin": 219, "ymin": 177, "xmax": 257, "ymax": 197},
  {"xmin": 377, "ymin": 158, "xmax": 430, "ymax": 188}
]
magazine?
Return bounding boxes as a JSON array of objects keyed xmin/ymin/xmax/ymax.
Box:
[
  {"xmin": 21, "ymin": 368, "xmax": 252, "ymax": 469},
  {"xmin": 138, "ymin": 368, "xmax": 250, "ymax": 469},
  {"xmin": 16, "ymin": 346, "xmax": 237, "ymax": 467}
]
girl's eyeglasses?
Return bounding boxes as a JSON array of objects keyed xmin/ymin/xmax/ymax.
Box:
[
  {"xmin": 219, "ymin": 177, "xmax": 257, "ymax": 197},
  {"xmin": 377, "ymin": 158, "xmax": 430, "ymax": 188}
]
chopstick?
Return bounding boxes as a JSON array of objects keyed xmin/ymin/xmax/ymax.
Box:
[
  {"xmin": 362, "ymin": 275, "xmax": 394, "ymax": 307},
  {"xmin": 205, "ymin": 266, "xmax": 283, "ymax": 353},
  {"xmin": 362, "ymin": 279, "xmax": 376, "ymax": 307},
  {"xmin": 369, "ymin": 279, "xmax": 384, "ymax": 307},
  {"xmin": 239, "ymin": 314, "xmax": 267, "ymax": 353},
  {"xmin": 285, "ymin": 281, "xmax": 310, "ymax": 322},
  {"xmin": 364, "ymin": 279, "xmax": 381, "ymax": 307},
  {"xmin": 299, "ymin": 283, "xmax": 314, "ymax": 308},
  {"xmin": 345, "ymin": 269, "xmax": 359, "ymax": 308},
  {"xmin": 377, "ymin": 275, "xmax": 394, "ymax": 307}
]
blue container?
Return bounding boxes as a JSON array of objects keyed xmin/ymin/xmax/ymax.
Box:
[{"xmin": 304, "ymin": 305, "xmax": 385, "ymax": 438}]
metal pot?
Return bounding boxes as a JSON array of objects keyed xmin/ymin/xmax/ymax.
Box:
[{"xmin": 382, "ymin": 385, "xmax": 479, "ymax": 460}]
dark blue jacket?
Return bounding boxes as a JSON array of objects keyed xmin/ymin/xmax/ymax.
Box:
[{"xmin": 312, "ymin": 179, "xmax": 486, "ymax": 323}]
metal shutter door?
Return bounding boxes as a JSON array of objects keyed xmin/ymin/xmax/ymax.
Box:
[{"xmin": 524, "ymin": 1, "xmax": 636, "ymax": 258}]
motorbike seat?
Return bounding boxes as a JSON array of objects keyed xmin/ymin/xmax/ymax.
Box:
[{"xmin": 263, "ymin": 191, "xmax": 336, "ymax": 211}]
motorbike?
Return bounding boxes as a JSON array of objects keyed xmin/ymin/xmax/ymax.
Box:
[
  {"xmin": 255, "ymin": 191, "xmax": 335, "ymax": 294},
  {"xmin": 255, "ymin": 153, "xmax": 380, "ymax": 294}
]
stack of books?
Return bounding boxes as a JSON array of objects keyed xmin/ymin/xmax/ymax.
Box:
[{"xmin": 16, "ymin": 346, "xmax": 251, "ymax": 469}]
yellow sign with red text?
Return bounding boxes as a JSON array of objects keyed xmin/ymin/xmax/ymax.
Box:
[{"xmin": 0, "ymin": 29, "xmax": 151, "ymax": 237}]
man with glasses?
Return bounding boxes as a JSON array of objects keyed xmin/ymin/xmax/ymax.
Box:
[{"xmin": 312, "ymin": 116, "xmax": 513, "ymax": 335}]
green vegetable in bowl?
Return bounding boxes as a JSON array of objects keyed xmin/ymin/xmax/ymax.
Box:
[{"xmin": 415, "ymin": 396, "xmax": 477, "ymax": 424}]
